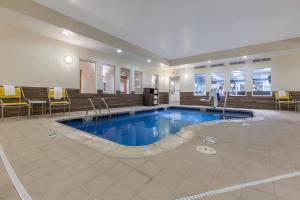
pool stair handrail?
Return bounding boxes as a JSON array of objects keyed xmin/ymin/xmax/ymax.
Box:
[
  {"xmin": 86, "ymin": 98, "xmax": 97, "ymax": 115},
  {"xmin": 99, "ymin": 98, "xmax": 112, "ymax": 120},
  {"xmin": 223, "ymin": 91, "xmax": 228, "ymax": 120}
]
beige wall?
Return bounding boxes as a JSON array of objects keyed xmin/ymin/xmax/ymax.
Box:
[
  {"xmin": 167, "ymin": 53, "xmax": 300, "ymax": 93},
  {"xmin": 0, "ymin": 22, "xmax": 163, "ymax": 92},
  {"xmin": 271, "ymin": 55, "xmax": 300, "ymax": 91}
]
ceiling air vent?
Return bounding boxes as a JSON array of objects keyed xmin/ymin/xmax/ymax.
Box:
[
  {"xmin": 253, "ymin": 58, "xmax": 271, "ymax": 63},
  {"xmin": 194, "ymin": 65, "xmax": 206, "ymax": 69},
  {"xmin": 211, "ymin": 63, "xmax": 224, "ymax": 67},
  {"xmin": 230, "ymin": 61, "xmax": 246, "ymax": 65}
]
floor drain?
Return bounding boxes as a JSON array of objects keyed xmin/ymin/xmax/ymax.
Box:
[
  {"xmin": 242, "ymin": 122, "xmax": 250, "ymax": 126},
  {"xmin": 196, "ymin": 146, "xmax": 216, "ymax": 155},
  {"xmin": 203, "ymin": 137, "xmax": 217, "ymax": 144},
  {"xmin": 48, "ymin": 132, "xmax": 56, "ymax": 138}
]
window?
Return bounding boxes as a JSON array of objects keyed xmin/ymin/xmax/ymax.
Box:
[
  {"xmin": 194, "ymin": 74, "xmax": 206, "ymax": 96},
  {"xmin": 230, "ymin": 70, "xmax": 246, "ymax": 96},
  {"xmin": 80, "ymin": 60, "xmax": 97, "ymax": 94},
  {"xmin": 253, "ymin": 67, "xmax": 272, "ymax": 96},
  {"xmin": 120, "ymin": 68, "xmax": 130, "ymax": 94},
  {"xmin": 134, "ymin": 71, "xmax": 143, "ymax": 94},
  {"xmin": 152, "ymin": 74, "xmax": 159, "ymax": 88},
  {"xmin": 102, "ymin": 64, "xmax": 115, "ymax": 93},
  {"xmin": 211, "ymin": 72, "xmax": 224, "ymax": 95}
]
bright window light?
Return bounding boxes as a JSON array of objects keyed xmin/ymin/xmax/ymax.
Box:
[
  {"xmin": 230, "ymin": 70, "xmax": 247, "ymax": 96},
  {"xmin": 252, "ymin": 67, "xmax": 272, "ymax": 96},
  {"xmin": 194, "ymin": 74, "xmax": 206, "ymax": 96}
]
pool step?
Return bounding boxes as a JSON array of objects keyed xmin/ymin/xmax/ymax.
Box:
[{"xmin": 220, "ymin": 114, "xmax": 250, "ymax": 119}]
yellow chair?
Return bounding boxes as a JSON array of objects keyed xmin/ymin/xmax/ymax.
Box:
[
  {"xmin": 0, "ymin": 86, "xmax": 31, "ymax": 120},
  {"xmin": 47, "ymin": 88, "xmax": 71, "ymax": 116},
  {"xmin": 274, "ymin": 91, "xmax": 295, "ymax": 110}
]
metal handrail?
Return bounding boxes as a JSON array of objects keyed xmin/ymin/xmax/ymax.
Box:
[
  {"xmin": 223, "ymin": 91, "xmax": 228, "ymax": 120},
  {"xmin": 99, "ymin": 98, "xmax": 111, "ymax": 120},
  {"xmin": 86, "ymin": 98, "xmax": 97, "ymax": 115}
]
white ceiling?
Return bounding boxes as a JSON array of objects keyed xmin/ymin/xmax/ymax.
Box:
[{"xmin": 33, "ymin": 0, "xmax": 300, "ymax": 59}]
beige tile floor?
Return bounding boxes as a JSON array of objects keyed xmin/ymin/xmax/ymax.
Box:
[{"xmin": 0, "ymin": 106, "xmax": 300, "ymax": 200}]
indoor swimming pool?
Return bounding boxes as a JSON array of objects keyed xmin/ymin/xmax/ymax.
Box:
[{"xmin": 60, "ymin": 107, "xmax": 253, "ymax": 146}]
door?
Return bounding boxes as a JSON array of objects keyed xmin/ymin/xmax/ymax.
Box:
[
  {"xmin": 80, "ymin": 60, "xmax": 97, "ymax": 94},
  {"xmin": 120, "ymin": 75, "xmax": 128, "ymax": 94},
  {"xmin": 169, "ymin": 77, "xmax": 180, "ymax": 104}
]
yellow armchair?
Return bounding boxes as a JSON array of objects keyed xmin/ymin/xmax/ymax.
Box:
[
  {"xmin": 47, "ymin": 88, "xmax": 71, "ymax": 116},
  {"xmin": 0, "ymin": 86, "xmax": 31, "ymax": 120},
  {"xmin": 274, "ymin": 91, "xmax": 295, "ymax": 110}
]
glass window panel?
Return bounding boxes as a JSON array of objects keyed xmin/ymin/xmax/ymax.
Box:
[
  {"xmin": 80, "ymin": 60, "xmax": 97, "ymax": 94},
  {"xmin": 152, "ymin": 74, "xmax": 159, "ymax": 88},
  {"xmin": 102, "ymin": 64, "xmax": 115, "ymax": 94},
  {"xmin": 134, "ymin": 71, "xmax": 143, "ymax": 94},
  {"xmin": 230, "ymin": 70, "xmax": 247, "ymax": 96},
  {"xmin": 120, "ymin": 68, "xmax": 131, "ymax": 94},
  {"xmin": 194, "ymin": 74, "xmax": 206, "ymax": 96},
  {"xmin": 252, "ymin": 67, "xmax": 272, "ymax": 96},
  {"xmin": 211, "ymin": 72, "xmax": 224, "ymax": 95}
]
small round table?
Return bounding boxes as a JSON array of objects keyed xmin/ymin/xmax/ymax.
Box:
[{"xmin": 30, "ymin": 100, "xmax": 47, "ymax": 115}]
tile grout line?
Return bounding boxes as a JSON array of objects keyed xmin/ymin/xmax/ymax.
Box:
[
  {"xmin": 0, "ymin": 145, "xmax": 32, "ymax": 200},
  {"xmin": 175, "ymin": 171, "xmax": 300, "ymax": 200}
]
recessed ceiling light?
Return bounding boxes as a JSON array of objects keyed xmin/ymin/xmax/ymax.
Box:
[
  {"xmin": 62, "ymin": 30, "xmax": 69, "ymax": 36},
  {"xmin": 207, "ymin": 61, "xmax": 212, "ymax": 64},
  {"xmin": 160, "ymin": 63, "xmax": 165, "ymax": 67},
  {"xmin": 243, "ymin": 55, "xmax": 248, "ymax": 59},
  {"xmin": 147, "ymin": 59, "xmax": 152, "ymax": 63},
  {"xmin": 116, "ymin": 49, "xmax": 122, "ymax": 53}
]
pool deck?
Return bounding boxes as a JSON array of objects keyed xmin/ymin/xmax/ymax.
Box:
[{"xmin": 0, "ymin": 105, "xmax": 300, "ymax": 200}]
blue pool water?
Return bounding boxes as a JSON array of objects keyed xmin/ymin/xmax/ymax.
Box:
[{"xmin": 61, "ymin": 108, "xmax": 223, "ymax": 146}]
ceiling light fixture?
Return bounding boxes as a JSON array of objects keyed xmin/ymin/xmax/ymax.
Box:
[
  {"xmin": 116, "ymin": 49, "xmax": 122, "ymax": 53},
  {"xmin": 160, "ymin": 63, "xmax": 165, "ymax": 67},
  {"xmin": 207, "ymin": 61, "xmax": 212, "ymax": 64},
  {"xmin": 64, "ymin": 56, "xmax": 73, "ymax": 64},
  {"xmin": 242, "ymin": 55, "xmax": 248, "ymax": 59},
  {"xmin": 147, "ymin": 59, "xmax": 152, "ymax": 63},
  {"xmin": 62, "ymin": 30, "xmax": 69, "ymax": 36}
]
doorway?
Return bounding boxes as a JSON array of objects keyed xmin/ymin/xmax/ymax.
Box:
[
  {"xmin": 169, "ymin": 77, "xmax": 180, "ymax": 104},
  {"xmin": 80, "ymin": 59, "xmax": 97, "ymax": 94},
  {"xmin": 120, "ymin": 68, "xmax": 130, "ymax": 94}
]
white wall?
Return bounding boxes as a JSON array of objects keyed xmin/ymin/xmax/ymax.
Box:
[
  {"xmin": 167, "ymin": 53, "xmax": 300, "ymax": 93},
  {"xmin": 0, "ymin": 22, "xmax": 163, "ymax": 92}
]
